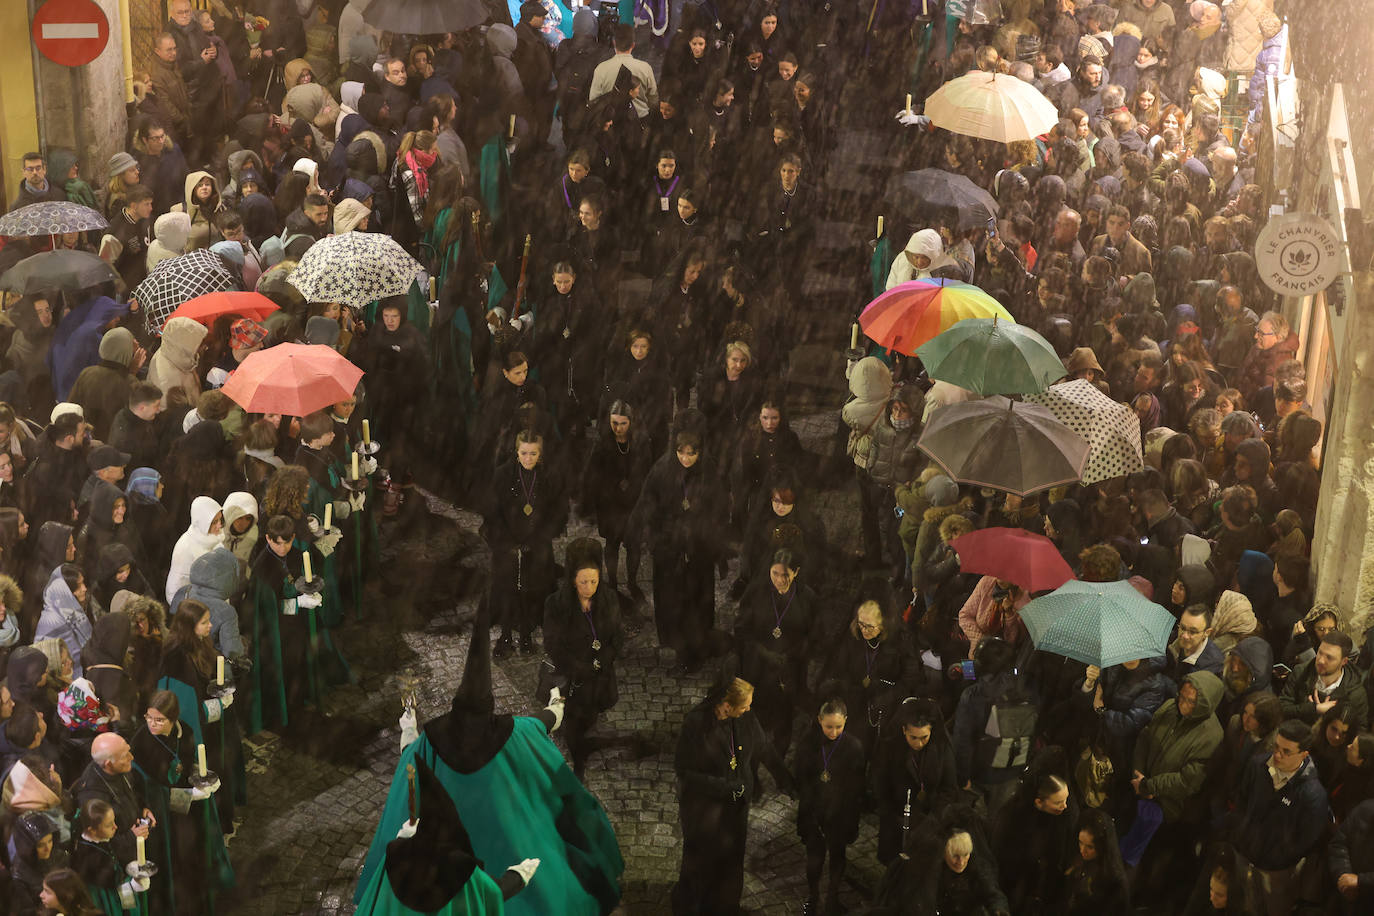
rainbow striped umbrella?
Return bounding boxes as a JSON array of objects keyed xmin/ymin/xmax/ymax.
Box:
[{"xmin": 859, "ymin": 279, "xmax": 1012, "ymax": 355}]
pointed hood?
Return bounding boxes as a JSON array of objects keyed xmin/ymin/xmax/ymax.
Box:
[
  {"xmin": 423, "ymin": 603, "xmax": 514, "ymax": 772},
  {"xmin": 384, "ymin": 756, "xmax": 482, "ymax": 909},
  {"xmin": 453, "ymin": 603, "xmax": 493, "ymax": 716}
]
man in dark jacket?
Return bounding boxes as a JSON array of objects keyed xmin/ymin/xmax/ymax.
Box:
[
  {"xmin": 1140, "ymin": 488, "xmax": 1195, "ymax": 554},
  {"xmin": 108, "ymin": 382, "xmax": 167, "ymax": 474},
  {"xmin": 1166, "ymin": 605, "xmax": 1224, "ymax": 685},
  {"xmin": 1280, "ymin": 630, "xmax": 1369, "ymax": 728},
  {"xmin": 1330, "ymin": 798, "xmax": 1374, "ymax": 910},
  {"xmin": 1046, "ymin": 54, "xmax": 1104, "ymax": 122},
  {"xmin": 1231, "ymin": 719, "xmax": 1328, "ymax": 916},
  {"xmin": 10, "ymin": 153, "xmax": 66, "ymax": 210},
  {"xmin": 513, "ymin": 1, "xmax": 555, "ymax": 144}
]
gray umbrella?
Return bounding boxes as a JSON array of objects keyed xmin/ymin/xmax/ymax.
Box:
[
  {"xmin": 0, "ymin": 202, "xmax": 108, "ymax": 237},
  {"xmin": 362, "ymin": 0, "xmax": 488, "ymax": 34},
  {"xmin": 885, "ymin": 168, "xmax": 1000, "ymax": 232},
  {"xmin": 0, "ymin": 250, "xmax": 116, "ymax": 294},
  {"xmin": 917, "ymin": 396, "xmax": 1089, "ymax": 496}
]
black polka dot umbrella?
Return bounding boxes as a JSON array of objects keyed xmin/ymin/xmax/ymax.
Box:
[{"xmin": 288, "ymin": 233, "xmax": 424, "ymax": 309}]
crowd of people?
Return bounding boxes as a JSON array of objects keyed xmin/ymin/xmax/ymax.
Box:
[{"xmin": 0, "ymin": 0, "xmax": 1357, "ymax": 912}]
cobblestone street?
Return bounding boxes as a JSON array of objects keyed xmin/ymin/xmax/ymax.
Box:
[{"xmin": 216, "ymin": 412, "xmax": 892, "ymax": 915}]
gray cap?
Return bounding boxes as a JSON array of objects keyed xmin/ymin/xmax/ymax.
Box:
[
  {"xmin": 305, "ymin": 315, "xmax": 341, "ymax": 347},
  {"xmin": 924, "ymin": 474, "xmax": 959, "ymax": 507},
  {"xmin": 107, "ymin": 151, "xmax": 138, "ymax": 181}
]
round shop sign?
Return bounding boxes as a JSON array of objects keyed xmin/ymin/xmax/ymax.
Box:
[{"xmin": 1254, "ymin": 211, "xmax": 1342, "ymax": 297}]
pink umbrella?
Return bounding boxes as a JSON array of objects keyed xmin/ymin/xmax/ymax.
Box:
[
  {"xmin": 221, "ymin": 343, "xmax": 363, "ymax": 417},
  {"xmin": 950, "ymin": 527, "xmax": 1074, "ymax": 594}
]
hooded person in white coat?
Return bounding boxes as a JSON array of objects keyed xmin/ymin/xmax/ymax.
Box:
[
  {"xmin": 885, "ymin": 228, "xmax": 958, "ymax": 290},
  {"xmin": 165, "ymin": 495, "xmax": 224, "ymax": 603}
]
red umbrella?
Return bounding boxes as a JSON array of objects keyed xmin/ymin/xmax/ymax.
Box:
[
  {"xmin": 950, "ymin": 527, "xmax": 1073, "ymax": 594},
  {"xmin": 169, "ymin": 291, "xmax": 280, "ymax": 326},
  {"xmin": 221, "ymin": 343, "xmax": 363, "ymax": 417}
]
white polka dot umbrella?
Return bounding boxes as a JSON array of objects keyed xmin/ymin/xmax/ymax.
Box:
[
  {"xmin": 1020, "ymin": 579, "xmax": 1176, "ymax": 668},
  {"xmin": 1025, "ymin": 379, "xmax": 1144, "ymax": 485}
]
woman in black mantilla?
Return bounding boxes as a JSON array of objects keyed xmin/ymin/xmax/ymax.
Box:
[
  {"xmin": 696, "ymin": 339, "xmax": 764, "ymax": 482},
  {"xmin": 467, "ymin": 350, "xmax": 548, "ymax": 496},
  {"xmin": 628, "ymin": 428, "xmax": 722, "ymax": 676},
  {"xmin": 580, "ymin": 401, "xmax": 652, "ymax": 599},
  {"xmin": 730, "ymin": 396, "xmax": 805, "ymax": 530},
  {"xmin": 530, "ymin": 261, "xmax": 604, "ymax": 444},
  {"xmin": 820, "ymin": 589, "xmax": 924, "ymax": 758},
  {"xmin": 672, "ymin": 676, "xmax": 794, "ymax": 916},
  {"xmin": 600, "ymin": 329, "xmax": 671, "ymax": 459},
  {"xmin": 795, "ymin": 696, "xmax": 867, "ymax": 916},
  {"xmin": 10, "ymin": 811, "xmax": 67, "ymax": 916},
  {"xmin": 732, "ymin": 473, "xmax": 826, "ymax": 601},
  {"xmin": 541, "ymin": 538, "xmax": 622, "ymax": 778},
  {"xmin": 734, "ymin": 548, "xmax": 818, "ymax": 758},
  {"xmin": 482, "ymin": 429, "xmax": 568, "ymax": 658},
  {"xmin": 871, "ymin": 697, "xmax": 960, "ymax": 866}
]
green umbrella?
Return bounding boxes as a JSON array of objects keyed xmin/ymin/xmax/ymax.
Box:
[
  {"xmin": 1020, "ymin": 580, "xmax": 1177, "ymax": 668},
  {"xmin": 915, "ymin": 317, "xmax": 1066, "ymax": 394}
]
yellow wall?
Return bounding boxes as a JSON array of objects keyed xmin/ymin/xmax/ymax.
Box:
[{"xmin": 0, "ymin": 2, "xmax": 40, "ymax": 212}]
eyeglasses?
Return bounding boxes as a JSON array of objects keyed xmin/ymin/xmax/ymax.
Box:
[
  {"xmin": 1178, "ymin": 626, "xmax": 1207, "ymax": 637},
  {"xmin": 1272, "ymin": 743, "xmax": 1303, "ymax": 759},
  {"xmin": 857, "ymin": 621, "xmax": 882, "ymax": 633},
  {"xmin": 1255, "ymin": 328, "xmax": 1276, "ymax": 339}
]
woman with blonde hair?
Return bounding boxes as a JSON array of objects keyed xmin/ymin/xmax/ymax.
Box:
[{"xmin": 392, "ymin": 130, "xmax": 440, "ymax": 238}]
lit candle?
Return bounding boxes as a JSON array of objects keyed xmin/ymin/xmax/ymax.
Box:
[
  {"xmin": 216, "ymin": 655, "xmax": 224, "ymax": 686},
  {"xmin": 362, "ymin": 420, "xmax": 370, "ymax": 445},
  {"xmin": 352, "ymin": 452, "xmax": 360, "ymax": 480},
  {"xmin": 905, "ymin": 93, "xmax": 912, "ymax": 112},
  {"xmin": 851, "ymin": 323, "xmax": 860, "ymax": 350},
  {"xmin": 197, "ymin": 744, "xmax": 207, "ymax": 777},
  {"xmin": 429, "ymin": 276, "xmax": 437, "ymax": 300},
  {"xmin": 323, "ymin": 503, "xmax": 332, "ymax": 531},
  {"xmin": 876, "ymin": 215, "xmax": 883, "ymax": 238},
  {"xmin": 509, "ymin": 114, "xmax": 516, "ymax": 137},
  {"xmin": 303, "ymin": 551, "xmax": 313, "ymax": 583},
  {"xmin": 136, "ymin": 834, "xmax": 146, "ymax": 865}
]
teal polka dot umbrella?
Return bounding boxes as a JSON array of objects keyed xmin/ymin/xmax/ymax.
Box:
[{"xmin": 1019, "ymin": 579, "xmax": 1176, "ymax": 668}]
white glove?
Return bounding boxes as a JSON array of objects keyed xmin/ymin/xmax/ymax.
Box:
[
  {"xmin": 190, "ymin": 785, "xmax": 210, "ymax": 800},
  {"xmin": 399, "ymin": 708, "xmax": 418, "ymax": 750},
  {"xmin": 396, "ymin": 819, "xmax": 419, "ymax": 839},
  {"xmin": 307, "ymin": 516, "xmax": 322, "ymax": 535},
  {"xmin": 132, "ymin": 876, "xmax": 151, "ymax": 893},
  {"xmin": 316, "ymin": 530, "xmax": 342, "ymax": 556},
  {"xmin": 509, "ymin": 858, "xmax": 540, "ymax": 886},
  {"xmin": 362, "ymin": 456, "xmax": 378, "ymax": 475},
  {"xmin": 219, "ymin": 687, "xmax": 235, "ymax": 709},
  {"xmin": 509, "ymin": 317, "xmax": 523, "ymax": 331},
  {"xmin": 544, "ymin": 687, "xmax": 565, "ymax": 733},
  {"xmin": 349, "ymin": 491, "xmax": 366, "ymax": 512},
  {"xmin": 204, "ymin": 698, "xmax": 222, "ymax": 722},
  {"xmin": 896, "ymin": 111, "xmax": 930, "ymax": 127},
  {"xmin": 296, "ymin": 592, "xmax": 323, "ymax": 609}
]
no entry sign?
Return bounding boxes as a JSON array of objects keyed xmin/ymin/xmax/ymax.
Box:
[{"xmin": 32, "ymin": 0, "xmax": 110, "ymax": 67}]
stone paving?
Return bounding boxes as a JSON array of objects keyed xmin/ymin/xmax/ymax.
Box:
[{"xmin": 215, "ymin": 408, "xmax": 895, "ymax": 916}]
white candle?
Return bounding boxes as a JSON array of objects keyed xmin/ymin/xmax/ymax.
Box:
[
  {"xmin": 362, "ymin": 420, "xmax": 370, "ymax": 445},
  {"xmin": 876, "ymin": 215, "xmax": 883, "ymax": 238},
  {"xmin": 303, "ymin": 551, "xmax": 313, "ymax": 583},
  {"xmin": 197, "ymin": 744, "xmax": 207, "ymax": 777},
  {"xmin": 352, "ymin": 452, "xmax": 360, "ymax": 480},
  {"xmin": 509, "ymin": 114, "xmax": 516, "ymax": 137},
  {"xmin": 216, "ymin": 656, "xmax": 224, "ymax": 686},
  {"xmin": 136, "ymin": 834, "xmax": 146, "ymax": 865},
  {"xmin": 323, "ymin": 503, "xmax": 332, "ymax": 531},
  {"xmin": 429, "ymin": 276, "xmax": 437, "ymax": 300},
  {"xmin": 851, "ymin": 323, "xmax": 860, "ymax": 349},
  {"xmin": 905, "ymin": 93, "xmax": 912, "ymax": 112}
]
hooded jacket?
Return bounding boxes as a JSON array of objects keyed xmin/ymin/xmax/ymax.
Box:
[
  {"xmin": 174, "ymin": 170, "xmax": 224, "ymax": 252},
  {"xmin": 1132, "ymin": 669, "xmax": 1224, "ymax": 821},
  {"xmin": 486, "ymin": 25, "xmax": 524, "ymax": 104},
  {"xmin": 165, "ymin": 495, "xmax": 222, "ymax": 603},
  {"xmin": 35, "ymin": 566, "xmax": 92, "ymax": 678},
  {"xmin": 67, "ymin": 327, "xmax": 136, "ymax": 441},
  {"xmin": 869, "ymin": 385, "xmax": 926, "ymax": 487},
  {"xmin": 179, "ymin": 546, "xmax": 244, "ymax": 658},
  {"xmin": 841, "ymin": 356, "xmax": 892, "ymax": 459},
  {"xmin": 147, "ymin": 211, "xmax": 191, "ymax": 272},
  {"xmin": 6, "ymin": 295, "xmax": 58, "ymax": 387},
  {"xmin": 886, "ymin": 229, "xmax": 955, "ymax": 290},
  {"xmin": 221, "ymin": 491, "xmax": 258, "ymax": 572},
  {"xmin": 1223, "ymin": 0, "xmax": 1270, "ymax": 71},
  {"xmin": 147, "ymin": 317, "xmax": 208, "ymax": 408}
]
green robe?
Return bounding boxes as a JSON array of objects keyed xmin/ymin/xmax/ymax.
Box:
[
  {"xmin": 354, "ymin": 720, "xmax": 623, "ymax": 916},
  {"xmin": 354, "ymin": 860, "xmax": 506, "ymax": 915}
]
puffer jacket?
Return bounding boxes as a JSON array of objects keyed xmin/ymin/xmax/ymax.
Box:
[
  {"xmin": 1224, "ymin": 0, "xmax": 1272, "ymax": 71},
  {"xmin": 841, "ymin": 356, "xmax": 891, "ymax": 467},
  {"xmin": 1115, "ymin": 0, "xmax": 1175, "ymax": 42},
  {"xmin": 177, "ymin": 546, "xmax": 244, "ymax": 658},
  {"xmin": 868, "ymin": 385, "xmax": 926, "ymax": 488},
  {"xmin": 1132, "ymin": 670, "xmax": 1225, "ymax": 821},
  {"xmin": 147, "ymin": 316, "xmax": 208, "ymax": 407}
]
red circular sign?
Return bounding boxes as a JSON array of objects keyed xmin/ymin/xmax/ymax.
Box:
[{"xmin": 31, "ymin": 0, "xmax": 110, "ymax": 68}]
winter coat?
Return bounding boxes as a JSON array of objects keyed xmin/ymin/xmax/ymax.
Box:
[
  {"xmin": 1280, "ymin": 656, "xmax": 1370, "ymax": 728},
  {"xmin": 1132, "ymin": 670, "xmax": 1224, "ymax": 821},
  {"xmin": 1116, "ymin": 0, "xmax": 1175, "ymax": 42},
  {"xmin": 147, "ymin": 316, "xmax": 208, "ymax": 407},
  {"xmin": 841, "ymin": 357, "xmax": 892, "ymax": 466},
  {"xmin": 165, "ymin": 495, "xmax": 222, "ymax": 604},
  {"xmin": 1088, "ymin": 657, "xmax": 1175, "ymax": 769},
  {"xmin": 220, "ymin": 491, "xmax": 258, "ymax": 574},
  {"xmin": 146, "ymin": 211, "xmax": 191, "ymax": 273},
  {"xmin": 1329, "ymin": 799, "xmax": 1374, "ymax": 903},
  {"xmin": 1236, "ymin": 330, "xmax": 1299, "ymax": 401},
  {"xmin": 46, "ymin": 297, "xmax": 128, "ymax": 402},
  {"xmin": 1232, "ymin": 752, "xmax": 1327, "ymax": 870},
  {"xmin": 171, "ymin": 170, "xmax": 224, "ymax": 252},
  {"xmin": 67, "ymin": 328, "xmax": 136, "ymax": 440},
  {"xmin": 1224, "ymin": 0, "xmax": 1272, "ymax": 71},
  {"xmin": 178, "ymin": 546, "xmax": 244, "ymax": 658}
]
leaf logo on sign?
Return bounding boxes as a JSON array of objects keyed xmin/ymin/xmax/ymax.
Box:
[{"xmin": 1285, "ymin": 248, "xmax": 1312, "ymax": 269}]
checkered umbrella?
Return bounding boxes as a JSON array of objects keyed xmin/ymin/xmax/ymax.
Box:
[
  {"xmin": 0, "ymin": 201, "xmax": 108, "ymax": 237},
  {"xmin": 133, "ymin": 250, "xmax": 240, "ymax": 336},
  {"xmin": 1020, "ymin": 579, "xmax": 1176, "ymax": 668},
  {"xmin": 1025, "ymin": 379, "xmax": 1144, "ymax": 484},
  {"xmin": 287, "ymin": 233, "xmax": 424, "ymax": 308}
]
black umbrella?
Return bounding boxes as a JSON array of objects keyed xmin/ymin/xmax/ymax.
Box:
[
  {"xmin": 0, "ymin": 250, "xmax": 116, "ymax": 294},
  {"xmin": 362, "ymin": 0, "xmax": 488, "ymax": 34},
  {"xmin": 885, "ymin": 168, "xmax": 1000, "ymax": 232}
]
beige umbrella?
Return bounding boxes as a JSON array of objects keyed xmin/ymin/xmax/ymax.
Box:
[{"xmin": 924, "ymin": 71, "xmax": 1061, "ymax": 144}]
